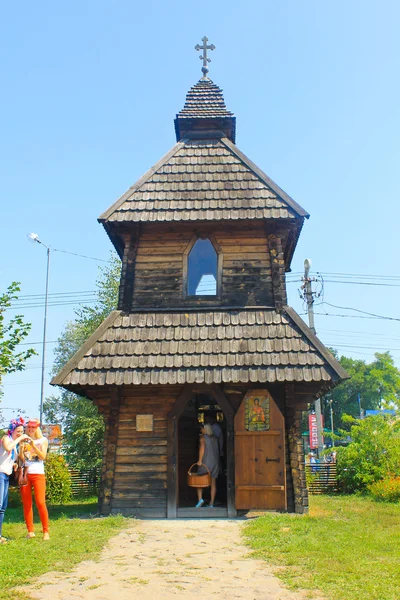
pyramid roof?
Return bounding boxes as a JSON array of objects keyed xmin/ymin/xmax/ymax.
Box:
[{"xmin": 99, "ymin": 137, "xmax": 308, "ymax": 225}]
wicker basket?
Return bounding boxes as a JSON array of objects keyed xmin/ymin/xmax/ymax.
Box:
[{"xmin": 187, "ymin": 463, "xmax": 211, "ymax": 488}]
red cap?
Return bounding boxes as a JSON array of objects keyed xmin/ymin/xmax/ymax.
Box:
[{"xmin": 27, "ymin": 418, "xmax": 41, "ymax": 428}]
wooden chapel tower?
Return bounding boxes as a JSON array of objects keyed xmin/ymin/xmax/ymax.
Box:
[{"xmin": 52, "ymin": 39, "xmax": 348, "ymax": 517}]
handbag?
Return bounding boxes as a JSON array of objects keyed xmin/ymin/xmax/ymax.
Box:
[{"xmin": 9, "ymin": 460, "xmax": 28, "ymax": 487}]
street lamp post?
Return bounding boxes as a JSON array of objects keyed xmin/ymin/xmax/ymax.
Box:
[{"xmin": 28, "ymin": 233, "xmax": 50, "ymax": 425}]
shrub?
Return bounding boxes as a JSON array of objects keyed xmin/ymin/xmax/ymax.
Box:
[
  {"xmin": 44, "ymin": 452, "xmax": 73, "ymax": 504},
  {"xmin": 368, "ymin": 476, "xmax": 400, "ymax": 503}
]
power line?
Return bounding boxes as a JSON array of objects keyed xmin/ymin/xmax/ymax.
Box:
[
  {"xmin": 19, "ymin": 340, "xmax": 58, "ymax": 346},
  {"xmin": 318, "ymin": 328, "xmax": 400, "ymax": 339},
  {"xmin": 53, "ymin": 248, "xmax": 113, "ymax": 263},
  {"xmin": 324, "ymin": 280, "xmax": 400, "ymax": 288},
  {"xmin": 315, "ymin": 271, "xmax": 400, "ymax": 280},
  {"xmin": 10, "ymin": 299, "xmax": 98, "ymax": 310},
  {"xmin": 312, "ymin": 312, "xmax": 398, "ymax": 321},
  {"xmin": 321, "ymin": 302, "xmax": 400, "ymax": 322},
  {"xmin": 325, "ymin": 342, "xmax": 400, "ymax": 351},
  {"xmin": 2, "ymin": 379, "xmax": 42, "ymax": 386},
  {"xmin": 287, "ymin": 278, "xmax": 400, "ymax": 287},
  {"xmin": 287, "ymin": 270, "xmax": 400, "ymax": 288},
  {"xmin": 289, "ymin": 271, "xmax": 400, "ymax": 281},
  {"xmin": 17, "ymin": 290, "xmax": 97, "ymax": 299}
]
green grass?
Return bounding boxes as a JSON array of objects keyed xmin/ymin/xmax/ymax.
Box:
[
  {"xmin": 0, "ymin": 497, "xmax": 126, "ymax": 600},
  {"xmin": 243, "ymin": 495, "xmax": 400, "ymax": 600}
]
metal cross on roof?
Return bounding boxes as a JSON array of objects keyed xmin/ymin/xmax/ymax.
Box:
[{"xmin": 195, "ymin": 36, "xmax": 216, "ymax": 77}]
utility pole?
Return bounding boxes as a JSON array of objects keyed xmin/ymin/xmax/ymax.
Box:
[
  {"xmin": 303, "ymin": 259, "xmax": 316, "ymax": 334},
  {"xmin": 329, "ymin": 398, "xmax": 335, "ymax": 447},
  {"xmin": 301, "ymin": 259, "xmax": 324, "ymax": 457}
]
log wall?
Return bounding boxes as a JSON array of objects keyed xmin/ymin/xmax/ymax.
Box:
[
  {"xmin": 114, "ymin": 386, "xmax": 181, "ymax": 515},
  {"xmin": 91, "ymin": 382, "xmax": 309, "ymax": 516},
  {"xmin": 94, "ymin": 385, "xmax": 182, "ymax": 516},
  {"xmin": 131, "ymin": 221, "xmax": 275, "ymax": 308}
]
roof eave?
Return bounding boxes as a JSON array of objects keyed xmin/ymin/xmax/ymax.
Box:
[
  {"xmin": 283, "ymin": 306, "xmax": 350, "ymax": 382},
  {"xmin": 284, "ymin": 218, "xmax": 305, "ymax": 272},
  {"xmin": 174, "ymin": 116, "xmax": 236, "ymax": 143},
  {"xmin": 50, "ymin": 310, "xmax": 123, "ymax": 387}
]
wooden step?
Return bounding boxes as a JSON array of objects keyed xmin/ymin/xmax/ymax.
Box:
[{"xmin": 177, "ymin": 507, "xmax": 228, "ymax": 518}]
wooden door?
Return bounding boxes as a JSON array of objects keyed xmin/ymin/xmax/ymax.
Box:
[{"xmin": 234, "ymin": 389, "xmax": 286, "ymax": 510}]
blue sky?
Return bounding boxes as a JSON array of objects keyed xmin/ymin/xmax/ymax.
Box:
[{"xmin": 1, "ymin": 1, "xmax": 400, "ymax": 421}]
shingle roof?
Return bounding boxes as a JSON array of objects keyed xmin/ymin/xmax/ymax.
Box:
[
  {"xmin": 99, "ymin": 138, "xmax": 308, "ymax": 225},
  {"xmin": 176, "ymin": 78, "xmax": 234, "ymax": 119},
  {"xmin": 174, "ymin": 77, "xmax": 236, "ymax": 142},
  {"xmin": 51, "ymin": 307, "xmax": 348, "ymax": 389}
]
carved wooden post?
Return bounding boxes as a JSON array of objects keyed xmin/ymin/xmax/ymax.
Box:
[
  {"xmin": 118, "ymin": 227, "xmax": 139, "ymax": 312},
  {"xmin": 98, "ymin": 389, "xmax": 120, "ymax": 515},
  {"xmin": 285, "ymin": 384, "xmax": 308, "ymax": 514},
  {"xmin": 268, "ymin": 233, "xmax": 287, "ymax": 311}
]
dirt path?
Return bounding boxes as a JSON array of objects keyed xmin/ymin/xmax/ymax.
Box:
[{"xmin": 22, "ymin": 519, "xmax": 313, "ymax": 600}]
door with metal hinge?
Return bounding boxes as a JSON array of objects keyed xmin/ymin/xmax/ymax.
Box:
[{"xmin": 234, "ymin": 389, "xmax": 286, "ymax": 510}]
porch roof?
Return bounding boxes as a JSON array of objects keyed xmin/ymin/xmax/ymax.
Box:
[{"xmin": 51, "ymin": 307, "xmax": 348, "ymax": 390}]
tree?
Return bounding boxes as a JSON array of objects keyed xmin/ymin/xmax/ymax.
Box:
[
  {"xmin": 44, "ymin": 254, "xmax": 121, "ymax": 470},
  {"xmin": 0, "ymin": 282, "xmax": 36, "ymax": 408},
  {"xmin": 322, "ymin": 352, "xmax": 400, "ymax": 431},
  {"xmin": 336, "ymin": 413, "xmax": 400, "ymax": 493},
  {"xmin": 364, "ymin": 352, "xmax": 400, "ymax": 410}
]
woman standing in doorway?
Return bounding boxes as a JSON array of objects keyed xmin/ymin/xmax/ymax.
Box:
[
  {"xmin": 0, "ymin": 417, "xmax": 29, "ymax": 544},
  {"xmin": 20, "ymin": 418, "xmax": 50, "ymax": 540},
  {"xmin": 195, "ymin": 423, "xmax": 220, "ymax": 508}
]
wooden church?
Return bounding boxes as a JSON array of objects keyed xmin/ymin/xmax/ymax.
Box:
[{"xmin": 52, "ymin": 39, "xmax": 348, "ymax": 518}]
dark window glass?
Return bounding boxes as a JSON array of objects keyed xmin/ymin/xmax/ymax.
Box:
[{"xmin": 188, "ymin": 239, "xmax": 217, "ymax": 296}]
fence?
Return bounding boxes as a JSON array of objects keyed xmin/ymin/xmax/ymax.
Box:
[
  {"xmin": 69, "ymin": 465, "xmax": 337, "ymax": 497},
  {"xmin": 305, "ymin": 464, "xmax": 338, "ymax": 494},
  {"xmin": 69, "ymin": 469, "xmax": 100, "ymax": 497}
]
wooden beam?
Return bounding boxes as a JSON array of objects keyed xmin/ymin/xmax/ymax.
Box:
[
  {"xmin": 167, "ymin": 384, "xmax": 193, "ymax": 419},
  {"xmin": 99, "ymin": 388, "xmax": 120, "ymax": 515},
  {"xmin": 167, "ymin": 417, "xmax": 178, "ymax": 519},
  {"xmin": 118, "ymin": 227, "xmax": 139, "ymax": 312},
  {"xmin": 210, "ymin": 385, "xmax": 236, "ymax": 518},
  {"xmin": 167, "ymin": 384, "xmax": 193, "ymax": 518}
]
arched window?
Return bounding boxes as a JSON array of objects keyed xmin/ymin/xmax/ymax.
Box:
[{"xmin": 187, "ymin": 238, "xmax": 218, "ymax": 296}]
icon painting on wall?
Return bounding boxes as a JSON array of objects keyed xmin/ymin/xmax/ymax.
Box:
[{"xmin": 244, "ymin": 390, "xmax": 272, "ymax": 431}]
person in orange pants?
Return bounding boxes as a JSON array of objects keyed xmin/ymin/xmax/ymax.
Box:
[{"xmin": 19, "ymin": 418, "xmax": 50, "ymax": 540}]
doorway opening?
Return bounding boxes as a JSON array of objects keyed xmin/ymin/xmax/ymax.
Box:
[{"xmin": 178, "ymin": 393, "xmax": 227, "ymax": 509}]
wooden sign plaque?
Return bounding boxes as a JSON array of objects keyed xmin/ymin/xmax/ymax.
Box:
[{"xmin": 136, "ymin": 414, "xmax": 154, "ymax": 431}]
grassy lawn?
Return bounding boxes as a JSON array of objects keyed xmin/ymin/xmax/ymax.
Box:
[
  {"xmin": 0, "ymin": 497, "xmax": 126, "ymax": 600},
  {"xmin": 243, "ymin": 495, "xmax": 400, "ymax": 600}
]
